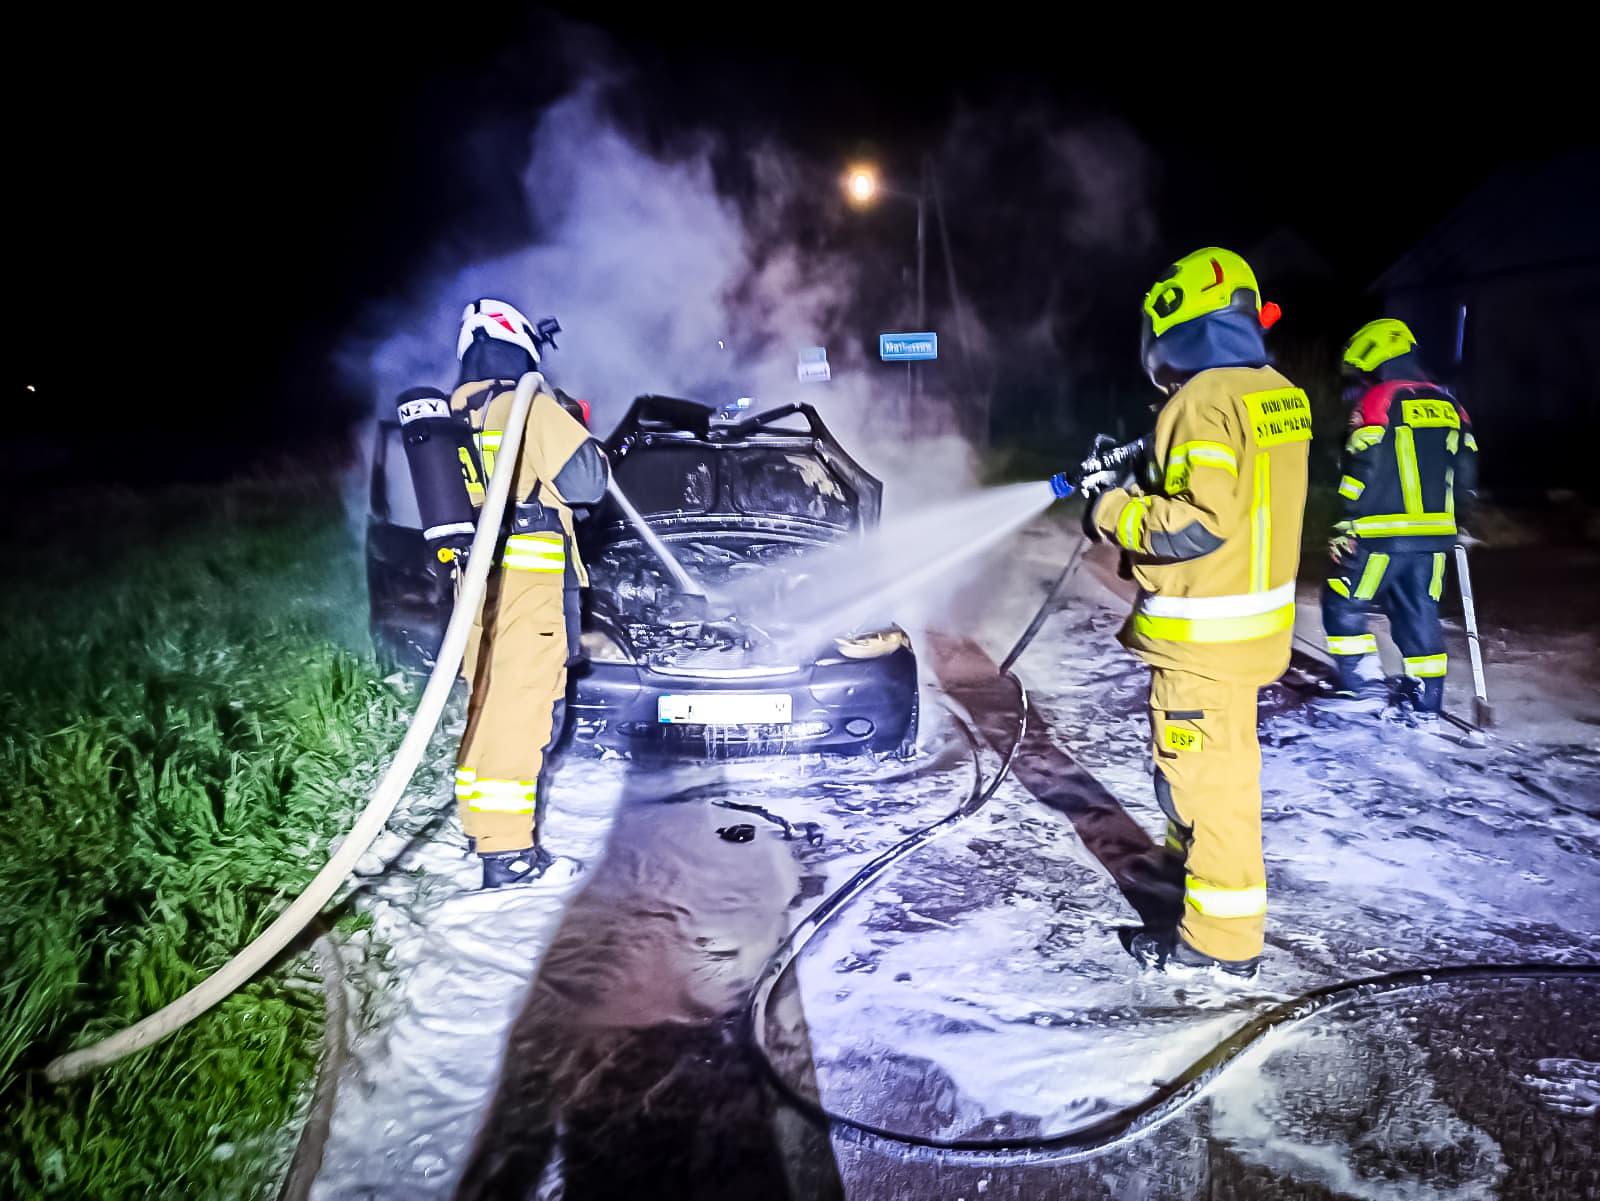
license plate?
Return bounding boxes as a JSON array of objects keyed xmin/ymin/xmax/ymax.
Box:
[{"xmin": 657, "ymin": 693, "xmax": 792, "ymax": 725}]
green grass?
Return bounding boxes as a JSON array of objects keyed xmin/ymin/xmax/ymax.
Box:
[{"xmin": 0, "ymin": 475, "xmax": 411, "ymax": 1199}]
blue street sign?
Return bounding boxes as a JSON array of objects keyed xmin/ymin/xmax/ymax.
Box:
[{"xmin": 879, "ymin": 332, "xmax": 938, "ymax": 361}]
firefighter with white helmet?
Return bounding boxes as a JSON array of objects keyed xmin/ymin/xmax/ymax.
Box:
[
  {"xmin": 1074, "ymin": 248, "xmax": 1310, "ymax": 979},
  {"xmin": 445, "ymin": 298, "xmax": 608, "ymax": 888},
  {"xmin": 1320, "ymin": 318, "xmax": 1478, "ymax": 723}
]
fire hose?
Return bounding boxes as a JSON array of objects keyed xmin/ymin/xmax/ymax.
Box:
[
  {"xmin": 746, "ymin": 550, "xmax": 1600, "ymax": 1164},
  {"xmin": 44, "ymin": 371, "xmax": 545, "ymax": 1084}
]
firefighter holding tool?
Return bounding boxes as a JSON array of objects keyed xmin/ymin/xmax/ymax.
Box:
[
  {"xmin": 1060, "ymin": 248, "xmax": 1310, "ymax": 980},
  {"xmin": 1319, "ymin": 318, "xmax": 1478, "ymax": 728}
]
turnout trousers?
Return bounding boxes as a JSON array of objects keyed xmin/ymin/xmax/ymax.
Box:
[
  {"xmin": 1321, "ymin": 543, "xmax": 1448, "ymax": 712},
  {"xmin": 1148, "ymin": 667, "xmax": 1267, "ymax": 963},
  {"xmin": 455, "ymin": 530, "xmax": 569, "ymax": 854}
]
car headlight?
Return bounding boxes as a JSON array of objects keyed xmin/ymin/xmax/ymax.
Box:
[
  {"xmin": 581, "ymin": 629, "xmax": 633, "ymax": 663},
  {"xmin": 832, "ymin": 625, "xmax": 910, "ymax": 660}
]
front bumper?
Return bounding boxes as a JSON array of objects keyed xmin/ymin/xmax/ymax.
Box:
[{"xmin": 571, "ymin": 646, "xmax": 918, "ymax": 757}]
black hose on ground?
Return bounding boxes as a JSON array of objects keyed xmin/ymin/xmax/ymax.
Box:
[
  {"xmin": 998, "ymin": 535, "xmax": 1087, "ymax": 674},
  {"xmin": 772, "ymin": 954, "xmax": 1600, "ymax": 1164},
  {"xmin": 746, "ymin": 680, "xmax": 1027, "ymax": 1127},
  {"xmin": 747, "ymin": 577, "xmax": 1600, "ymax": 1164}
]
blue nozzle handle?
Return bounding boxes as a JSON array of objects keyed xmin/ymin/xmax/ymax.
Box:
[{"xmin": 1049, "ymin": 472, "xmax": 1076, "ymax": 499}]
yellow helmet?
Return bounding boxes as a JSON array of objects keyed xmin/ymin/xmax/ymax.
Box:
[
  {"xmin": 1342, "ymin": 318, "xmax": 1417, "ymax": 375},
  {"xmin": 1141, "ymin": 247, "xmax": 1272, "ymax": 339}
]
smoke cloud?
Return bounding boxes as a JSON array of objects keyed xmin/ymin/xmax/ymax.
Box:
[
  {"xmin": 355, "ymin": 87, "xmax": 846, "ymax": 428},
  {"xmin": 343, "ymin": 24, "xmax": 1163, "ymax": 604}
]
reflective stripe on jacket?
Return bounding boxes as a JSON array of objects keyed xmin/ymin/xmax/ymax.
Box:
[
  {"xmin": 1093, "ymin": 365, "xmax": 1312, "ymax": 684},
  {"xmin": 1339, "ymin": 380, "xmax": 1477, "ymax": 553},
  {"xmin": 450, "ymin": 380, "xmax": 607, "ymax": 586}
]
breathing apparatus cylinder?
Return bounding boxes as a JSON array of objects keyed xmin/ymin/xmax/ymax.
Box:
[{"xmin": 396, "ymin": 388, "xmax": 480, "ymax": 545}]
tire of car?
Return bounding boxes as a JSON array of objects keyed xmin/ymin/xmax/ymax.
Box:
[{"xmin": 888, "ymin": 688, "xmax": 920, "ymax": 760}]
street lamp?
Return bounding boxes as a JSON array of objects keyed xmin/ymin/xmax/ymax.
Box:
[
  {"xmin": 843, "ymin": 161, "xmax": 926, "ymax": 331},
  {"xmin": 842, "ymin": 157, "xmax": 984, "ymax": 445},
  {"xmin": 845, "ymin": 165, "xmax": 879, "ymax": 206},
  {"xmin": 844, "ymin": 161, "xmax": 928, "ymax": 427}
]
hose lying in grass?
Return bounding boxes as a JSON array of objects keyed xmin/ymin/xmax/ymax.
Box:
[{"xmin": 44, "ymin": 371, "xmax": 544, "ymax": 1084}]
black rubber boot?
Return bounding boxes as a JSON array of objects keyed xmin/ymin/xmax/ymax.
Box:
[
  {"xmin": 1387, "ymin": 676, "xmax": 1444, "ymax": 728},
  {"xmin": 479, "ymin": 845, "xmax": 554, "ymax": 889},
  {"xmin": 1120, "ymin": 925, "xmax": 1175, "ymax": 970},
  {"xmin": 1168, "ymin": 937, "xmax": 1260, "ymax": 981},
  {"xmin": 1313, "ymin": 672, "xmax": 1389, "ymax": 714},
  {"xmin": 1120, "ymin": 926, "xmax": 1260, "ymax": 981}
]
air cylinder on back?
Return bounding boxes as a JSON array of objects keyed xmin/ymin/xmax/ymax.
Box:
[{"xmin": 396, "ymin": 387, "xmax": 480, "ymax": 543}]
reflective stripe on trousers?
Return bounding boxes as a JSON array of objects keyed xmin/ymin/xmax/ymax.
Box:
[
  {"xmin": 1327, "ymin": 633, "xmax": 1378, "ymax": 656},
  {"xmin": 457, "ymin": 554, "xmax": 570, "ymax": 853},
  {"xmin": 1403, "ymin": 653, "xmax": 1448, "ymax": 678},
  {"xmin": 1185, "ymin": 877, "xmax": 1268, "ymax": 919},
  {"xmin": 454, "ymin": 768, "xmax": 536, "ymax": 814}
]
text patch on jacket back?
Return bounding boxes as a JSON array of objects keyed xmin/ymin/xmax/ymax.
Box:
[
  {"xmin": 1400, "ymin": 398, "xmax": 1460, "ymax": 428},
  {"xmin": 1245, "ymin": 388, "xmax": 1312, "ymax": 447}
]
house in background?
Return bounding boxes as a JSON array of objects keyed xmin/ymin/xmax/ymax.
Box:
[{"xmin": 1372, "ymin": 145, "xmax": 1600, "ymax": 495}]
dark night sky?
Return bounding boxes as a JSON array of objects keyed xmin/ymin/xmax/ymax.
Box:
[{"xmin": 12, "ymin": 7, "xmax": 1594, "ymax": 476}]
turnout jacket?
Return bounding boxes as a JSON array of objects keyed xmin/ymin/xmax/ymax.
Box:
[
  {"xmin": 1091, "ymin": 365, "xmax": 1311, "ymax": 684},
  {"xmin": 450, "ymin": 378, "xmax": 608, "ymax": 585},
  {"xmin": 1336, "ymin": 380, "xmax": 1477, "ymax": 553}
]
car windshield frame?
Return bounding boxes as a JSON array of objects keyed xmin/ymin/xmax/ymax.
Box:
[{"xmin": 593, "ymin": 395, "xmax": 883, "ymax": 538}]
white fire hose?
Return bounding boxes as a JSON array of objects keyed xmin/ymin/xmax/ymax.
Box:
[{"xmin": 45, "ymin": 372, "xmax": 543, "ymax": 1083}]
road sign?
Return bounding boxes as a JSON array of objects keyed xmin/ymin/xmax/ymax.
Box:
[
  {"xmin": 879, "ymin": 332, "xmax": 937, "ymax": 361},
  {"xmin": 797, "ymin": 346, "xmax": 831, "ymax": 382}
]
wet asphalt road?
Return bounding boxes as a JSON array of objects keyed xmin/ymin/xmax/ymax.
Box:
[
  {"xmin": 445, "ymin": 735, "xmax": 1598, "ymax": 1198},
  {"xmin": 451, "ymin": 829, "xmax": 1600, "ymax": 1201},
  {"xmin": 445, "ymin": 542, "xmax": 1600, "ymax": 1200}
]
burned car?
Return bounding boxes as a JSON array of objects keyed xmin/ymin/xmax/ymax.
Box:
[
  {"xmin": 574, "ymin": 395, "xmax": 917, "ymax": 756},
  {"xmin": 364, "ymin": 395, "xmax": 918, "ymax": 757}
]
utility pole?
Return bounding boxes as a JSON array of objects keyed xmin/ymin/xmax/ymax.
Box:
[
  {"xmin": 844, "ymin": 160, "xmax": 935, "ymax": 438},
  {"xmin": 913, "ymin": 159, "xmax": 926, "ymax": 428},
  {"xmin": 926, "ymin": 157, "xmax": 982, "ymax": 449}
]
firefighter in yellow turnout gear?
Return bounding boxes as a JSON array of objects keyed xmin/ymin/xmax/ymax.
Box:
[
  {"xmin": 1082, "ymin": 249, "xmax": 1310, "ymax": 978},
  {"xmin": 446, "ymin": 299, "xmax": 608, "ymax": 888}
]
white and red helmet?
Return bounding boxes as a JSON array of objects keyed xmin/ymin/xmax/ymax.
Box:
[{"xmin": 456, "ymin": 298, "xmax": 541, "ymax": 363}]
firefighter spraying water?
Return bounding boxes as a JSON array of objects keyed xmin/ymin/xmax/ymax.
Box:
[{"xmin": 1048, "ymin": 247, "xmax": 1309, "ymax": 981}]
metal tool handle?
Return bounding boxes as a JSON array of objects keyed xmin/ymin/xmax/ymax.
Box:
[{"xmin": 1453, "ymin": 542, "xmax": 1493, "ymax": 728}]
